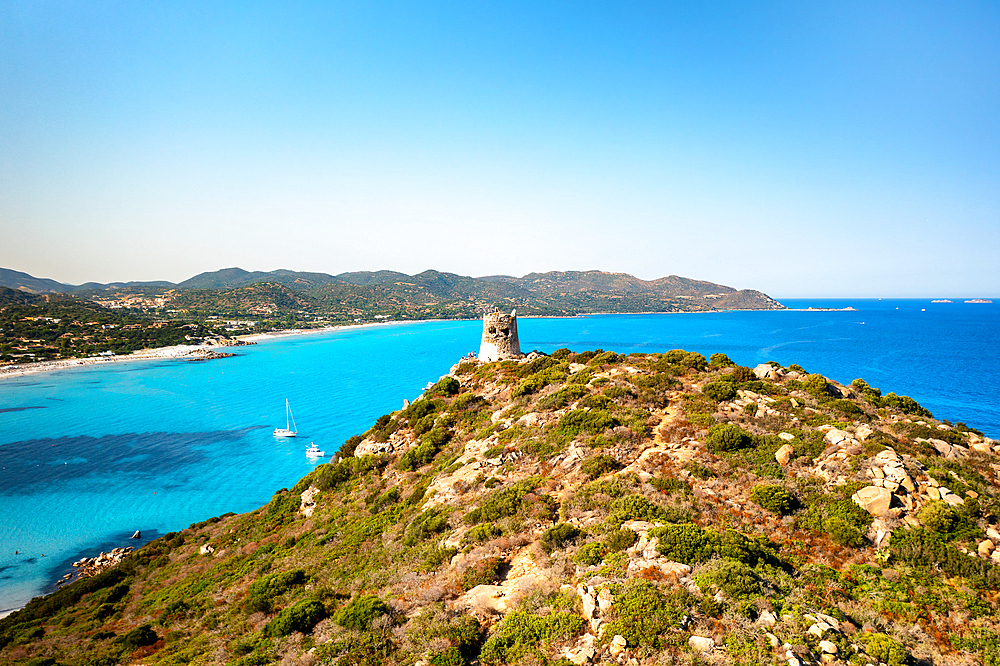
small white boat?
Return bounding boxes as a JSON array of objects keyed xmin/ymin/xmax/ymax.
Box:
[
  {"xmin": 305, "ymin": 443, "xmax": 325, "ymax": 457},
  {"xmin": 273, "ymin": 399, "xmax": 298, "ymax": 437}
]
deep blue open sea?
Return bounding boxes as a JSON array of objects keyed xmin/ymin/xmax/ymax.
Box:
[{"xmin": 2, "ymin": 298, "xmax": 998, "ymax": 613}]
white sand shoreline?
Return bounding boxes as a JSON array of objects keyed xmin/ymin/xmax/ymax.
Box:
[
  {"xmin": 0, "ymin": 344, "xmax": 217, "ymax": 381},
  {"xmin": 0, "ymin": 309, "xmax": 805, "ymax": 381},
  {"xmin": 0, "ymin": 319, "xmax": 444, "ymax": 381}
]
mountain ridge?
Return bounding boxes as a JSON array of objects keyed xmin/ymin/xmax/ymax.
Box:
[
  {"xmin": 0, "ymin": 267, "xmax": 785, "ymax": 323},
  {"xmin": 0, "ymin": 266, "xmax": 769, "ymax": 300}
]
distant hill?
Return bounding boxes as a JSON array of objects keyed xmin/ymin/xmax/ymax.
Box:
[
  {"xmin": 335, "ymin": 270, "xmax": 411, "ymax": 286},
  {"xmin": 0, "ymin": 267, "xmax": 77, "ymax": 293},
  {"xmin": 0, "ymin": 266, "xmax": 784, "ymax": 318},
  {"xmin": 177, "ymin": 268, "xmax": 345, "ymax": 291},
  {"xmin": 0, "ymin": 268, "xmax": 172, "ymax": 293}
]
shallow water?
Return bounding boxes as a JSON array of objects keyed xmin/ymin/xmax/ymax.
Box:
[{"xmin": 1, "ymin": 298, "xmax": 997, "ymax": 612}]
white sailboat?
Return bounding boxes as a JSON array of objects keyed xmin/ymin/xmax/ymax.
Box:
[{"xmin": 273, "ymin": 399, "xmax": 298, "ymax": 437}]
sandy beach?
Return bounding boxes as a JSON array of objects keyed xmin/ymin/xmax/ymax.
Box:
[
  {"xmin": 0, "ymin": 319, "xmax": 432, "ymax": 381},
  {"xmin": 0, "ymin": 344, "xmax": 222, "ymax": 381}
]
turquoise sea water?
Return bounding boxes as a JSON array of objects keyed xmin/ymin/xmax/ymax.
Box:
[{"xmin": 1, "ymin": 298, "xmax": 998, "ymax": 612}]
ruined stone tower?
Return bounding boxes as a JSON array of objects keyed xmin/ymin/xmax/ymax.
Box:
[{"xmin": 479, "ymin": 309, "xmax": 522, "ymax": 362}]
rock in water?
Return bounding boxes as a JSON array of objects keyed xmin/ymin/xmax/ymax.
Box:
[{"xmin": 131, "ymin": 530, "xmax": 141, "ymax": 539}]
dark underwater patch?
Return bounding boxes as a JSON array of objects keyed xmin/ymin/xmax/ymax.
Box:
[{"xmin": 0, "ymin": 427, "xmax": 262, "ymax": 495}]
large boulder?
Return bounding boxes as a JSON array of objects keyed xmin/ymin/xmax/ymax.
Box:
[
  {"xmin": 775, "ymin": 444, "xmax": 794, "ymax": 466},
  {"xmin": 852, "ymin": 486, "xmax": 893, "ymax": 517},
  {"xmin": 753, "ymin": 363, "xmax": 784, "ymax": 380},
  {"xmin": 688, "ymin": 636, "xmax": 715, "ymax": 653}
]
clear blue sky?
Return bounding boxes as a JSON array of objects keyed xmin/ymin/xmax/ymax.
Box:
[{"xmin": 2, "ymin": 1, "xmax": 997, "ymax": 297}]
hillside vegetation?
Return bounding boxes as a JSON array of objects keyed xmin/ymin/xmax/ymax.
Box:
[
  {"xmin": 5, "ymin": 267, "xmax": 784, "ymax": 323},
  {"xmin": 4, "ymin": 350, "xmax": 998, "ymax": 666},
  {"xmin": 99, "ymin": 270, "xmax": 783, "ymax": 326},
  {"xmin": 0, "ymin": 288, "xmax": 224, "ymax": 363}
]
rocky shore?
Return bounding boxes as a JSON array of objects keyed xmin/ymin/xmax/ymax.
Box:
[{"xmin": 51, "ymin": 547, "xmax": 137, "ymax": 589}]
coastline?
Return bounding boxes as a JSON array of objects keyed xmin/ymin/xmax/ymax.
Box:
[
  {"xmin": 0, "ymin": 344, "xmax": 215, "ymax": 381},
  {"xmin": 0, "ymin": 319, "xmax": 437, "ymax": 381},
  {"xmin": 0, "ymin": 309, "xmax": 800, "ymax": 381}
]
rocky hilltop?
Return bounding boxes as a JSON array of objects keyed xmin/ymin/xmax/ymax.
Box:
[{"xmin": 3, "ymin": 350, "xmax": 999, "ymax": 666}]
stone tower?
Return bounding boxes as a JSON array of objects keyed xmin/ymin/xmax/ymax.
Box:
[{"xmin": 479, "ymin": 309, "xmax": 522, "ymax": 362}]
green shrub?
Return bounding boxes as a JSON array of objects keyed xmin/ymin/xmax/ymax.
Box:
[
  {"xmin": 574, "ymin": 542, "xmax": 605, "ymax": 566},
  {"xmin": 105, "ymin": 582, "xmax": 130, "ymax": 604},
  {"xmin": 823, "ymin": 516, "xmax": 866, "ymax": 548},
  {"xmin": 715, "ymin": 529, "xmax": 774, "ymax": 567},
  {"xmin": 120, "ymin": 624, "xmax": 158, "ymax": 649},
  {"xmin": 709, "ymin": 353, "xmax": 734, "ymax": 367},
  {"xmin": 480, "ymin": 610, "xmax": 584, "ymax": 664},
  {"xmin": 705, "ymin": 423, "xmax": 751, "ymax": 453},
  {"xmin": 803, "ymin": 373, "xmax": 830, "ymax": 397},
  {"xmin": 603, "ymin": 385, "xmax": 634, "ymax": 400},
  {"xmin": 829, "ymin": 399, "xmax": 864, "ymax": 416},
  {"xmin": 333, "ymin": 595, "xmax": 389, "ymax": 631},
  {"xmin": 702, "ymin": 380, "xmax": 737, "ymax": 402},
  {"xmin": 462, "ymin": 557, "xmax": 505, "ymax": 590},
  {"xmin": 337, "ymin": 433, "xmax": 364, "ymax": 459},
  {"xmin": 750, "ymin": 485, "xmax": 795, "ymax": 516},
  {"xmin": 579, "ymin": 394, "xmax": 613, "ymax": 410},
  {"xmin": 551, "ymin": 348, "xmax": 572, "ymax": 359},
  {"xmin": 730, "ymin": 366, "xmax": 755, "ymax": 382},
  {"xmin": 684, "ymin": 461, "xmax": 716, "ymax": 480},
  {"xmin": 451, "ymin": 392, "xmax": 485, "ymax": 412},
  {"xmin": 246, "ymin": 569, "xmax": 307, "ymax": 613},
  {"xmin": 466, "ymin": 523, "xmax": 501, "ymax": 543},
  {"xmin": 651, "ymin": 523, "xmax": 715, "ymax": 564},
  {"xmin": 537, "ymin": 384, "xmax": 588, "ymax": 410},
  {"xmin": 891, "ymin": 528, "xmax": 1000, "ymax": 588},
  {"xmin": 404, "ymin": 508, "xmax": 449, "ymax": 546},
  {"xmin": 580, "ymin": 454, "xmax": 622, "ymax": 477},
  {"xmin": 602, "ymin": 528, "xmax": 639, "ymax": 553},
  {"xmin": 859, "ymin": 632, "xmax": 912, "ymax": 666},
  {"xmin": 398, "ymin": 427, "xmax": 452, "ymax": 471},
  {"xmin": 799, "ymin": 493, "xmax": 872, "ymax": 546},
  {"xmin": 610, "ymin": 494, "xmax": 667, "ymax": 523},
  {"xmin": 263, "ymin": 598, "xmax": 327, "ymax": 638},
  {"xmin": 698, "ymin": 560, "xmax": 762, "ymax": 600},
  {"xmin": 429, "ymin": 377, "xmax": 461, "ymax": 396},
  {"xmin": 680, "ymin": 351, "xmax": 707, "ymax": 370},
  {"xmin": 556, "ymin": 409, "xmax": 616, "ymax": 437},
  {"xmin": 540, "ymin": 523, "xmax": 581, "ymax": 553},
  {"xmin": 649, "ymin": 476, "xmax": 689, "ymax": 496},
  {"xmin": 515, "ymin": 356, "xmax": 560, "ymax": 378},
  {"xmin": 881, "ymin": 392, "xmax": 932, "ymax": 418},
  {"xmin": 916, "ymin": 501, "xmax": 977, "ymax": 541},
  {"xmin": 588, "ymin": 351, "xmax": 620, "ymax": 366},
  {"xmin": 511, "ymin": 376, "xmax": 545, "ymax": 397},
  {"xmin": 600, "ymin": 581, "xmax": 692, "ymax": 649},
  {"xmin": 464, "ymin": 479, "xmax": 538, "ymax": 524},
  {"xmin": 423, "ymin": 547, "xmax": 459, "ymax": 571},
  {"xmin": 315, "ymin": 632, "xmax": 396, "ymax": 665},
  {"xmin": 402, "ymin": 398, "xmax": 441, "ymax": 421}
]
